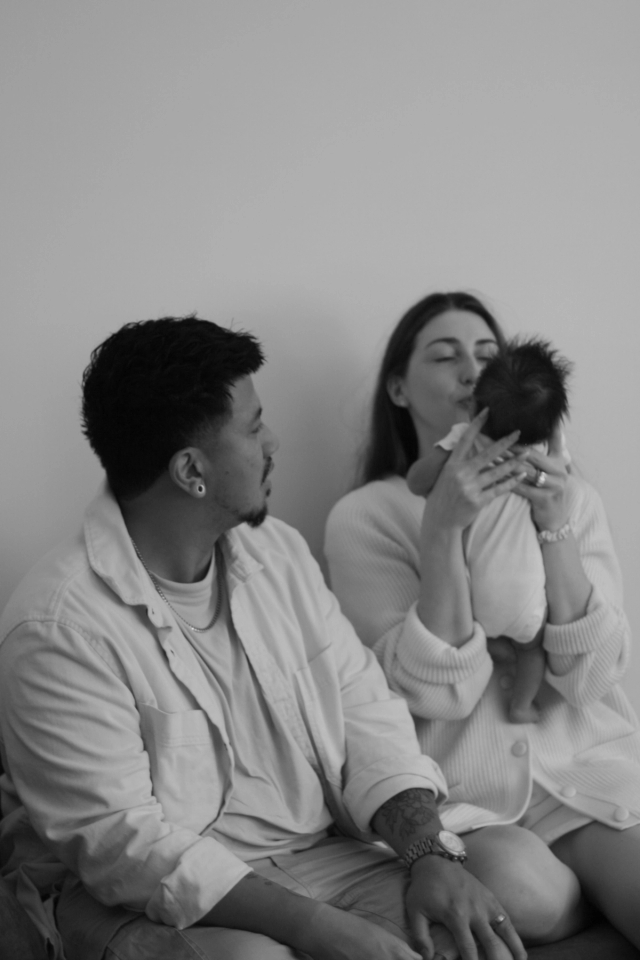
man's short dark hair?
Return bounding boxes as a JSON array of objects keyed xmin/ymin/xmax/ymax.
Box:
[
  {"xmin": 81, "ymin": 315, "xmax": 264, "ymax": 499},
  {"xmin": 474, "ymin": 336, "xmax": 571, "ymax": 445}
]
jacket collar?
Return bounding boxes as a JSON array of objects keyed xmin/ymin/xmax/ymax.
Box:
[{"xmin": 83, "ymin": 482, "xmax": 262, "ymax": 612}]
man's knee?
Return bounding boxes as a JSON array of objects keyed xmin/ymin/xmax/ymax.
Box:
[
  {"xmin": 105, "ymin": 917, "xmax": 300, "ymax": 960},
  {"xmin": 463, "ymin": 825, "xmax": 586, "ymax": 942}
]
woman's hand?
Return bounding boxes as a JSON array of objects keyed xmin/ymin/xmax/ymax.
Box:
[
  {"xmin": 424, "ymin": 410, "xmax": 526, "ymax": 533},
  {"xmin": 514, "ymin": 424, "xmax": 592, "ymax": 626},
  {"xmin": 416, "ymin": 411, "xmax": 527, "ymax": 646},
  {"xmin": 512, "ymin": 425, "xmax": 570, "ymax": 532}
]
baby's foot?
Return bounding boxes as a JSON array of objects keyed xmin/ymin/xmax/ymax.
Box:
[{"xmin": 509, "ymin": 700, "xmax": 540, "ymax": 724}]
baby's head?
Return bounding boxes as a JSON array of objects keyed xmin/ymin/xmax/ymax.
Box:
[{"xmin": 474, "ymin": 337, "xmax": 572, "ymax": 445}]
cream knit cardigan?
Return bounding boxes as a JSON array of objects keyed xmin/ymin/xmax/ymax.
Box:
[{"xmin": 325, "ymin": 474, "xmax": 640, "ymax": 835}]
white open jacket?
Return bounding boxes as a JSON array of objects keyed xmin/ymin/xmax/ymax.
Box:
[{"xmin": 0, "ymin": 486, "xmax": 446, "ymax": 945}]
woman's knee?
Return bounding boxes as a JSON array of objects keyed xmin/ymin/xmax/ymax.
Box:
[
  {"xmin": 463, "ymin": 825, "xmax": 588, "ymax": 942},
  {"xmin": 182, "ymin": 927, "xmax": 299, "ymax": 960}
]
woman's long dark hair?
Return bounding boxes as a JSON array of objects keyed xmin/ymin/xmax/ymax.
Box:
[{"xmin": 358, "ymin": 291, "xmax": 506, "ymax": 485}]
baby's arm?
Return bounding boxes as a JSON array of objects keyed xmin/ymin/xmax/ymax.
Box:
[{"xmin": 406, "ymin": 446, "xmax": 451, "ymax": 498}]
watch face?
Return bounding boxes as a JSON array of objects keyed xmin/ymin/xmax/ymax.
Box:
[{"xmin": 438, "ymin": 830, "xmax": 466, "ymax": 855}]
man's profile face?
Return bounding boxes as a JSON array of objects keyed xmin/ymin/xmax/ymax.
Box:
[{"xmin": 199, "ymin": 375, "xmax": 279, "ymax": 529}]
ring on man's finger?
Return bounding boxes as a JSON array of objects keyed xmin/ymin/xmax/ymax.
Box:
[
  {"xmin": 533, "ymin": 469, "xmax": 547, "ymax": 488},
  {"xmin": 490, "ymin": 914, "xmax": 507, "ymax": 929}
]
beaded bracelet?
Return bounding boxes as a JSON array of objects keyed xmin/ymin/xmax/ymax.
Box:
[{"xmin": 537, "ymin": 521, "xmax": 571, "ymax": 544}]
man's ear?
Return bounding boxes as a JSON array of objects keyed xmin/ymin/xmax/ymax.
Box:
[
  {"xmin": 387, "ymin": 376, "xmax": 408, "ymax": 408},
  {"xmin": 168, "ymin": 448, "xmax": 207, "ymax": 499}
]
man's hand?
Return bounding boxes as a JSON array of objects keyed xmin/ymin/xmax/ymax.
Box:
[
  {"xmin": 406, "ymin": 856, "xmax": 526, "ymax": 960},
  {"xmin": 300, "ymin": 902, "xmax": 423, "ymax": 960},
  {"xmin": 202, "ymin": 870, "xmax": 422, "ymax": 960},
  {"xmin": 371, "ymin": 790, "xmax": 527, "ymax": 960}
]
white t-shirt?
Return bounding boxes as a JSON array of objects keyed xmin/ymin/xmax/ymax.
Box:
[{"xmin": 153, "ymin": 561, "xmax": 332, "ymax": 860}]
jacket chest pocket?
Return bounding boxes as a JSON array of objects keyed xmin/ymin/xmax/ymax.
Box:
[{"xmin": 139, "ymin": 704, "xmax": 228, "ymax": 833}]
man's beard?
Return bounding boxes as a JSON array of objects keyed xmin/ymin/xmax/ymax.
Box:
[
  {"xmin": 238, "ymin": 458, "xmax": 272, "ymax": 528},
  {"xmin": 241, "ymin": 504, "xmax": 268, "ymax": 528}
]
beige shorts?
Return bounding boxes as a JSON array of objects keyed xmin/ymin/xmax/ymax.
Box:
[{"xmin": 99, "ymin": 837, "xmax": 413, "ymax": 960}]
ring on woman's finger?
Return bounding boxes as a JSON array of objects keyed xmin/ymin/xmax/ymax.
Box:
[
  {"xmin": 533, "ymin": 469, "xmax": 547, "ymax": 488},
  {"xmin": 490, "ymin": 914, "xmax": 507, "ymax": 929}
]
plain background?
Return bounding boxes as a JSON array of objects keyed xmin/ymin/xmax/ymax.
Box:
[{"xmin": 1, "ymin": 1, "xmax": 639, "ymax": 710}]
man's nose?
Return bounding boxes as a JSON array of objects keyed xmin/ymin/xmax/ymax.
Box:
[{"xmin": 263, "ymin": 424, "xmax": 280, "ymax": 456}]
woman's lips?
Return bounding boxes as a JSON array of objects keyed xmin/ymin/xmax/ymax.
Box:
[{"xmin": 456, "ymin": 396, "xmax": 475, "ymax": 413}]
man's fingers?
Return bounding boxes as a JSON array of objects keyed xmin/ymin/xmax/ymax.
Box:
[
  {"xmin": 477, "ymin": 914, "xmax": 527, "ymax": 960},
  {"xmin": 446, "ymin": 919, "xmax": 479, "ymax": 960},
  {"xmin": 409, "ymin": 910, "xmax": 435, "ymax": 959}
]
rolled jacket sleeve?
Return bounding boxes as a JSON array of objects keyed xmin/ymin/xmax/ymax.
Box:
[{"xmin": 293, "ymin": 534, "xmax": 448, "ymax": 833}]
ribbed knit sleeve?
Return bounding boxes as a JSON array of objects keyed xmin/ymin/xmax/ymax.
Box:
[
  {"xmin": 324, "ymin": 478, "xmax": 493, "ymax": 720},
  {"xmin": 326, "ymin": 475, "xmax": 640, "ymax": 832},
  {"xmin": 542, "ymin": 478, "xmax": 631, "ymax": 706}
]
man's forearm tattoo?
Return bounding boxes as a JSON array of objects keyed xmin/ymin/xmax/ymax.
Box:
[{"xmin": 377, "ymin": 788, "xmax": 439, "ymax": 841}]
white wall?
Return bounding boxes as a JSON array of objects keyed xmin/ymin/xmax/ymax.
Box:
[{"xmin": 2, "ymin": 1, "xmax": 639, "ymax": 708}]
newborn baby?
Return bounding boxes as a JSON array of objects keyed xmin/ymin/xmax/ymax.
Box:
[{"xmin": 407, "ymin": 337, "xmax": 571, "ymax": 723}]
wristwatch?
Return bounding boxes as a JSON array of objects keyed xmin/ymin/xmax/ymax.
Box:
[{"xmin": 401, "ymin": 830, "xmax": 468, "ymax": 869}]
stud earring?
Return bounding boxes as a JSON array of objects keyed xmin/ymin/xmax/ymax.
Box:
[{"xmin": 196, "ymin": 483, "xmax": 206, "ymax": 496}]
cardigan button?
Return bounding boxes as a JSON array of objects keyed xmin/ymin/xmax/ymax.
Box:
[
  {"xmin": 511, "ymin": 741, "xmax": 528, "ymax": 757},
  {"xmin": 561, "ymin": 785, "xmax": 577, "ymax": 799},
  {"xmin": 614, "ymin": 807, "xmax": 630, "ymax": 822}
]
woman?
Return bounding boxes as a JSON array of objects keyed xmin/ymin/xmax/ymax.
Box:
[{"xmin": 325, "ymin": 291, "xmax": 640, "ymax": 950}]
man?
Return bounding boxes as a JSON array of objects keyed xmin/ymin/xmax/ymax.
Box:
[{"xmin": 0, "ymin": 316, "xmax": 524, "ymax": 960}]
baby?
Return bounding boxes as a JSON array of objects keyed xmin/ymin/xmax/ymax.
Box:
[{"xmin": 407, "ymin": 337, "xmax": 571, "ymax": 723}]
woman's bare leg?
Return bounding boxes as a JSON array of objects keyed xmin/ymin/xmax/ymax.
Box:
[
  {"xmin": 463, "ymin": 825, "xmax": 591, "ymax": 943},
  {"xmin": 552, "ymin": 822, "xmax": 640, "ymax": 948}
]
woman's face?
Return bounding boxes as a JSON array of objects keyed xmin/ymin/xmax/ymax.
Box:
[{"xmin": 388, "ymin": 309, "xmax": 499, "ymax": 455}]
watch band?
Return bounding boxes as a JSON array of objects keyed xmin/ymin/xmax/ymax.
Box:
[{"xmin": 401, "ymin": 831, "xmax": 467, "ymax": 869}]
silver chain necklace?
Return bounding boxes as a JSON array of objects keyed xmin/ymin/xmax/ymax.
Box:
[{"xmin": 131, "ymin": 539, "xmax": 225, "ymax": 633}]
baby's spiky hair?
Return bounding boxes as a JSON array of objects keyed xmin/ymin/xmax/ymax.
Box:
[{"xmin": 474, "ymin": 336, "xmax": 572, "ymax": 445}]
